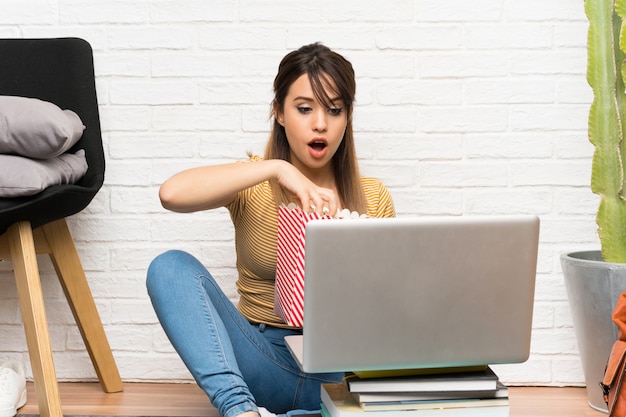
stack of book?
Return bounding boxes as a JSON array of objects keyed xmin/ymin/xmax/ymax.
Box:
[{"xmin": 320, "ymin": 366, "xmax": 510, "ymax": 417}]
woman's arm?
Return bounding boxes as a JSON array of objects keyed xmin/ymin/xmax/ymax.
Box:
[
  {"xmin": 159, "ymin": 158, "xmax": 340, "ymax": 214},
  {"xmin": 159, "ymin": 159, "xmax": 284, "ymax": 213}
]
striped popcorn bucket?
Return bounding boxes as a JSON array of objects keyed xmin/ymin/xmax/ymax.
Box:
[{"xmin": 274, "ymin": 204, "xmax": 331, "ymax": 327}]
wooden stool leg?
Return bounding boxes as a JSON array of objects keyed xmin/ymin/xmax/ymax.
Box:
[
  {"xmin": 8, "ymin": 221, "xmax": 63, "ymax": 417},
  {"xmin": 41, "ymin": 219, "xmax": 123, "ymax": 393}
]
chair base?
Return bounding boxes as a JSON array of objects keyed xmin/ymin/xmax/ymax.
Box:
[{"xmin": 0, "ymin": 219, "xmax": 123, "ymax": 417}]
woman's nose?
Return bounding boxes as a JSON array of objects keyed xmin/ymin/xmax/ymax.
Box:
[{"xmin": 312, "ymin": 109, "xmax": 327, "ymax": 132}]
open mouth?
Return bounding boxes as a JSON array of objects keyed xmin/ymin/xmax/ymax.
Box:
[{"xmin": 308, "ymin": 139, "xmax": 328, "ymax": 152}]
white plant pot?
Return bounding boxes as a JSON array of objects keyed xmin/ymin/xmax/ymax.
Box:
[{"xmin": 561, "ymin": 250, "xmax": 626, "ymax": 413}]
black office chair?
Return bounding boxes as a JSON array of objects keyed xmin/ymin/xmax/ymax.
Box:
[{"xmin": 0, "ymin": 38, "xmax": 123, "ymax": 417}]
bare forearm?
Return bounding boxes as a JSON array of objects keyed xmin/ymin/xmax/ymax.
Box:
[{"xmin": 159, "ymin": 159, "xmax": 286, "ymax": 213}]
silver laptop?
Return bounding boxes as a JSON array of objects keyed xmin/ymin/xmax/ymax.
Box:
[{"xmin": 284, "ymin": 215, "xmax": 540, "ymax": 373}]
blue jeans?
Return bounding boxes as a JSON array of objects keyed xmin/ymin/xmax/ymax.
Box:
[{"xmin": 146, "ymin": 250, "xmax": 343, "ymax": 417}]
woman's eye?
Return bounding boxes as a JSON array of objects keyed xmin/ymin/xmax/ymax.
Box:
[
  {"xmin": 297, "ymin": 106, "xmax": 312, "ymax": 113},
  {"xmin": 329, "ymin": 107, "xmax": 344, "ymax": 116}
]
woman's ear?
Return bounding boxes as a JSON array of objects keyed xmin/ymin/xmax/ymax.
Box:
[{"xmin": 273, "ymin": 100, "xmax": 284, "ymax": 126}]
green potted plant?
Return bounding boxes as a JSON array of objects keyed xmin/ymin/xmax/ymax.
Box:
[{"xmin": 561, "ymin": 0, "xmax": 626, "ymax": 411}]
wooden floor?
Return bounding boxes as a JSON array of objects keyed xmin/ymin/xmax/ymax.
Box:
[{"xmin": 17, "ymin": 383, "xmax": 606, "ymax": 417}]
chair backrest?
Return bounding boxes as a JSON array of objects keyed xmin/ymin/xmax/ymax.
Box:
[{"xmin": 0, "ymin": 38, "xmax": 104, "ymax": 234}]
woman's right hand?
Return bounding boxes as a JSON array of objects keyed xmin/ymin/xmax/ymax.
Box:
[{"xmin": 275, "ymin": 162, "xmax": 340, "ymax": 217}]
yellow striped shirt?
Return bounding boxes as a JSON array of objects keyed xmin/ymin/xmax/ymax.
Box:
[{"xmin": 226, "ymin": 157, "xmax": 396, "ymax": 328}]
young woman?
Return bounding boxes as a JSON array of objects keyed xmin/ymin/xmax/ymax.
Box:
[{"xmin": 146, "ymin": 43, "xmax": 395, "ymax": 417}]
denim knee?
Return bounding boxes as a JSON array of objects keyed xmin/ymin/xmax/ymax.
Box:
[{"xmin": 146, "ymin": 249, "xmax": 193, "ymax": 291}]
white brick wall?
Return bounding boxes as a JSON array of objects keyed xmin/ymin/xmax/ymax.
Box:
[{"xmin": 0, "ymin": 0, "xmax": 594, "ymax": 387}]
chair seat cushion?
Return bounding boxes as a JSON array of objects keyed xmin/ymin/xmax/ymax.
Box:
[
  {"xmin": 0, "ymin": 149, "xmax": 88, "ymax": 197},
  {"xmin": 0, "ymin": 95, "xmax": 85, "ymax": 159}
]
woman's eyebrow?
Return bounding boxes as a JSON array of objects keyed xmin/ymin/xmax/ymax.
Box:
[{"xmin": 293, "ymin": 95, "xmax": 343, "ymax": 104}]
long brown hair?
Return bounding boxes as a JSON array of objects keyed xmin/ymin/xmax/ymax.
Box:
[{"xmin": 264, "ymin": 43, "xmax": 366, "ymax": 213}]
